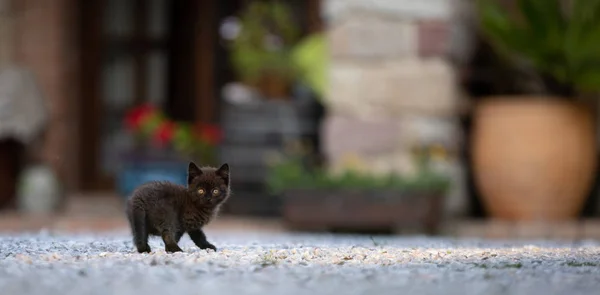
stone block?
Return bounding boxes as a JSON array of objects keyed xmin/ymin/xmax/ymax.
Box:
[
  {"xmin": 324, "ymin": 0, "xmax": 453, "ymax": 22},
  {"xmin": 327, "ymin": 58, "xmax": 459, "ymax": 118},
  {"xmin": 417, "ymin": 19, "xmax": 450, "ymax": 58},
  {"xmin": 397, "ymin": 114, "xmax": 462, "ymax": 151},
  {"xmin": 328, "ymin": 12, "xmax": 416, "ymax": 60},
  {"xmin": 321, "ymin": 114, "xmax": 401, "ymax": 163},
  {"xmin": 321, "ymin": 114, "xmax": 462, "ymax": 162}
]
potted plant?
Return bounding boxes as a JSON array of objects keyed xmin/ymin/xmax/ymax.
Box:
[
  {"xmin": 472, "ymin": 0, "xmax": 600, "ymax": 221},
  {"xmin": 117, "ymin": 104, "xmax": 222, "ymax": 198},
  {"xmin": 218, "ymin": 22, "xmax": 326, "ymax": 216},
  {"xmin": 266, "ymin": 143, "xmax": 451, "ymax": 234},
  {"xmin": 229, "ymin": 1, "xmax": 301, "ymax": 99}
]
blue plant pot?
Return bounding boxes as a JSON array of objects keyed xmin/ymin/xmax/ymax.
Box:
[{"xmin": 116, "ymin": 150, "xmax": 189, "ymax": 200}]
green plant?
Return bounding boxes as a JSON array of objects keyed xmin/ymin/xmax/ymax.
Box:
[
  {"xmin": 265, "ymin": 146, "xmax": 451, "ymax": 195},
  {"xmin": 230, "ymin": 1, "xmax": 301, "ymax": 86},
  {"xmin": 476, "ymin": 0, "xmax": 600, "ymax": 97},
  {"xmin": 291, "ymin": 32, "xmax": 327, "ymax": 99}
]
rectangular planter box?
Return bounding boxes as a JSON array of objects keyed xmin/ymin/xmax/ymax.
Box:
[
  {"xmin": 281, "ymin": 189, "xmax": 445, "ymax": 234},
  {"xmin": 116, "ymin": 149, "xmax": 188, "ymax": 200}
]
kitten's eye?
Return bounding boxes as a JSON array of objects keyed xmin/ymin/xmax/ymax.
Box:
[
  {"xmin": 198, "ymin": 188, "xmax": 205, "ymax": 195},
  {"xmin": 212, "ymin": 189, "xmax": 219, "ymax": 195}
]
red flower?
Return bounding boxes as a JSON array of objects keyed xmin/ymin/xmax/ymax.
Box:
[
  {"xmin": 197, "ymin": 123, "xmax": 222, "ymax": 145},
  {"xmin": 153, "ymin": 121, "xmax": 176, "ymax": 146},
  {"xmin": 124, "ymin": 104, "xmax": 157, "ymax": 131}
]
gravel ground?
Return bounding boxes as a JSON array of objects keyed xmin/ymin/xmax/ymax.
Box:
[{"xmin": 1, "ymin": 230, "xmax": 600, "ymax": 295}]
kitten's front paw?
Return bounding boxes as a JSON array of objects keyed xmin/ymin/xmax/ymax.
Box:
[
  {"xmin": 199, "ymin": 243, "xmax": 217, "ymax": 252},
  {"xmin": 136, "ymin": 244, "xmax": 151, "ymax": 253},
  {"xmin": 165, "ymin": 245, "xmax": 183, "ymax": 253}
]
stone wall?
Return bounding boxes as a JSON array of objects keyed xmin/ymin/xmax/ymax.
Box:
[{"xmin": 322, "ymin": 0, "xmax": 475, "ymax": 217}]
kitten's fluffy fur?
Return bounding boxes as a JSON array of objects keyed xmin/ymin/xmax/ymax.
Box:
[{"xmin": 125, "ymin": 162, "xmax": 231, "ymax": 253}]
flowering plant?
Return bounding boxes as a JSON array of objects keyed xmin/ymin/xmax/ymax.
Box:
[
  {"xmin": 123, "ymin": 103, "xmax": 222, "ymax": 164},
  {"xmin": 266, "ymin": 141, "xmax": 451, "ymax": 195}
]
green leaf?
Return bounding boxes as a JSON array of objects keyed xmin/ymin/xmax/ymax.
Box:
[
  {"xmin": 574, "ymin": 63, "xmax": 600, "ymax": 92},
  {"xmin": 291, "ymin": 33, "xmax": 327, "ymax": 98},
  {"xmin": 478, "ymin": 0, "xmax": 529, "ymax": 57},
  {"xmin": 477, "ymin": 0, "xmax": 514, "ymax": 40},
  {"xmin": 566, "ymin": 0, "xmax": 600, "ymax": 73},
  {"xmin": 265, "ymin": 151, "xmax": 451, "ymax": 194},
  {"xmin": 477, "ymin": 0, "xmax": 600, "ymax": 96},
  {"xmin": 518, "ymin": 0, "xmax": 564, "ymax": 40}
]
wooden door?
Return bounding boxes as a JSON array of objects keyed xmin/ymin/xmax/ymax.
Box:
[{"xmin": 79, "ymin": 0, "xmax": 171, "ymax": 191}]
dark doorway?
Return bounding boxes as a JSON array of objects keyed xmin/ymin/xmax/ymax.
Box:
[
  {"xmin": 78, "ymin": 0, "xmax": 212, "ymax": 191},
  {"xmin": 77, "ymin": 0, "xmax": 321, "ymax": 192}
]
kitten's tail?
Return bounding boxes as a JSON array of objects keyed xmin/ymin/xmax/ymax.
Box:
[{"xmin": 131, "ymin": 206, "xmax": 147, "ymax": 245}]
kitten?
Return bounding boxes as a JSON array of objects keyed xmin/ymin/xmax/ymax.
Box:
[{"xmin": 125, "ymin": 162, "xmax": 231, "ymax": 253}]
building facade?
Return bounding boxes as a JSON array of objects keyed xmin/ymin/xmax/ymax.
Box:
[{"xmin": 0, "ymin": 0, "xmax": 482, "ymax": 217}]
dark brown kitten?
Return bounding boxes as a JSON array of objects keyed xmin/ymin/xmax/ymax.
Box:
[{"xmin": 125, "ymin": 162, "xmax": 231, "ymax": 253}]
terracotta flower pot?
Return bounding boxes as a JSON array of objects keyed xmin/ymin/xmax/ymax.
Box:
[
  {"xmin": 471, "ymin": 97, "xmax": 597, "ymax": 221},
  {"xmin": 256, "ymin": 73, "xmax": 291, "ymax": 100}
]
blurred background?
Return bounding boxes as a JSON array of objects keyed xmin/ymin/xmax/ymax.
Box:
[{"xmin": 1, "ymin": 0, "xmax": 600, "ymax": 240}]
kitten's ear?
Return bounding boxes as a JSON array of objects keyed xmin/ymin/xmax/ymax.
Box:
[
  {"xmin": 216, "ymin": 163, "xmax": 230, "ymax": 183},
  {"xmin": 187, "ymin": 162, "xmax": 202, "ymax": 184}
]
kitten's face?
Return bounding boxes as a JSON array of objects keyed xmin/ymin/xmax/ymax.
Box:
[{"xmin": 187, "ymin": 162, "xmax": 230, "ymax": 207}]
